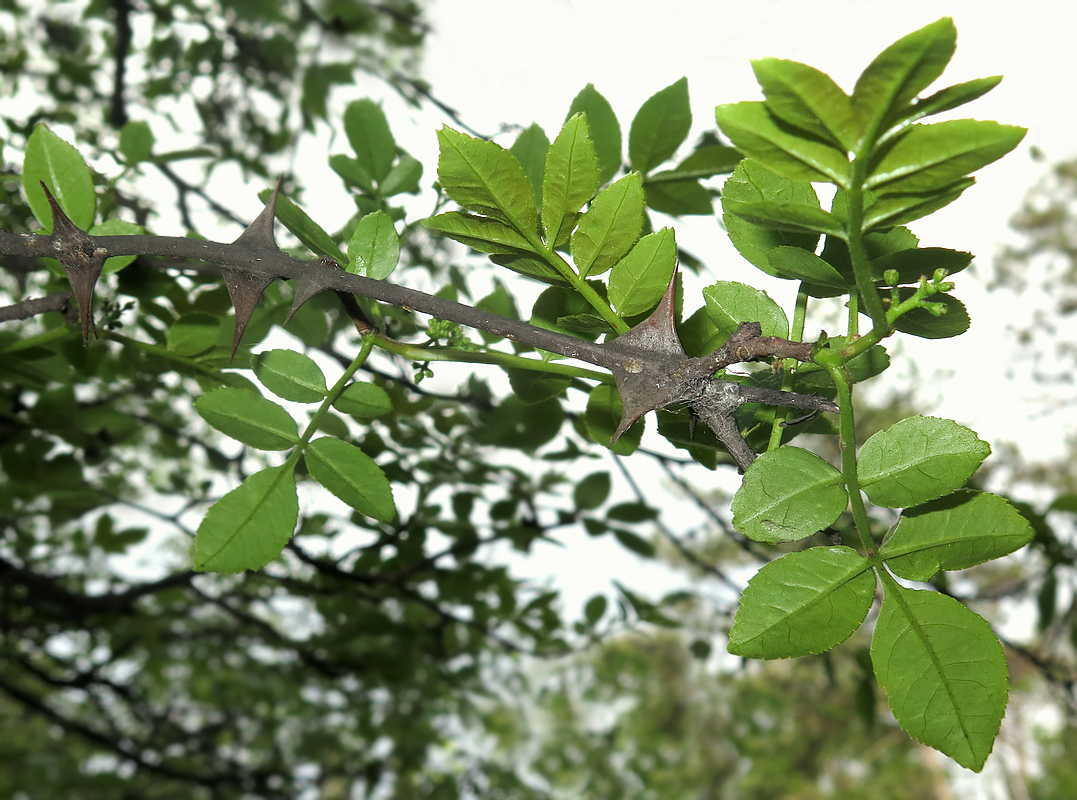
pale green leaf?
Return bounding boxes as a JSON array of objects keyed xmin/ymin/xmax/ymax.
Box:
[
  {"xmin": 570, "ymin": 172, "xmax": 644, "ymax": 276},
  {"xmin": 723, "ymin": 200, "xmax": 844, "ymax": 239},
  {"xmin": 715, "ymin": 101, "xmax": 850, "ymax": 186},
  {"xmin": 731, "ymin": 447, "xmax": 847, "ymax": 543},
  {"xmin": 305, "ymin": 437, "xmax": 395, "ymax": 521},
  {"xmin": 118, "ymin": 120, "xmax": 154, "ymax": 165},
  {"xmin": 254, "ymin": 349, "xmax": 327, "ymax": 403},
  {"xmin": 881, "ymin": 491, "xmax": 1034, "ymax": 581},
  {"xmin": 858, "ymin": 415, "xmax": 989, "ymax": 508},
  {"xmin": 347, "ymin": 210, "xmax": 400, "ymax": 279},
  {"xmin": 422, "ymin": 211, "xmax": 537, "ymax": 254},
  {"xmin": 192, "ymin": 465, "xmax": 298, "ymax": 572},
  {"xmin": 436, "ymin": 126, "xmax": 538, "ymax": 236},
  {"xmin": 702, "ymin": 280, "xmax": 789, "ymax": 338},
  {"xmin": 608, "ymin": 227, "xmax": 676, "ymax": 317},
  {"xmin": 542, "ymin": 113, "xmax": 599, "ymax": 246},
  {"xmin": 332, "ymin": 381, "xmax": 392, "ymax": 419},
  {"xmin": 23, "ymin": 123, "xmax": 96, "ymax": 231},
  {"xmin": 729, "ymin": 546, "xmax": 874, "ymax": 658},
  {"xmin": 195, "ymin": 388, "xmax": 298, "ymax": 450},
  {"xmin": 752, "ymin": 57, "xmax": 857, "ymax": 150},
  {"xmin": 872, "ymin": 577, "xmax": 1007, "ymax": 771},
  {"xmin": 629, "ymin": 77, "xmax": 691, "ymax": 173}
]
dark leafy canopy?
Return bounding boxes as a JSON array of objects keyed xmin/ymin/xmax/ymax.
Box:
[{"xmin": 0, "ymin": 7, "xmax": 1052, "ymax": 796}]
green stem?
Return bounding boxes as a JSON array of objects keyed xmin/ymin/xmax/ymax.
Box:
[
  {"xmin": 372, "ymin": 334, "xmax": 611, "ymax": 382},
  {"xmin": 825, "ymin": 362, "xmax": 877, "ymax": 557},
  {"xmin": 845, "ymin": 157, "xmax": 888, "ymax": 336},
  {"xmin": 104, "ymin": 331, "xmax": 238, "ymax": 384},
  {"xmin": 297, "ymin": 334, "xmax": 377, "ymax": 455}
]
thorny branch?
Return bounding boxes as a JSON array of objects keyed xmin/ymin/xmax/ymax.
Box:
[{"xmin": 0, "ymin": 185, "xmax": 838, "ymax": 469}]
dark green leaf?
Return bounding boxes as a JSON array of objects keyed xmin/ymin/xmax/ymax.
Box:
[
  {"xmin": 506, "ymin": 369, "xmax": 571, "ymax": 404},
  {"xmin": 195, "ymin": 388, "xmax": 298, "ymax": 450},
  {"xmin": 574, "ymin": 472, "xmax": 611, "ymax": 511},
  {"xmin": 852, "ymin": 17, "xmax": 956, "ymax": 140},
  {"xmin": 715, "ymin": 101, "xmax": 849, "ymax": 186},
  {"xmin": 872, "ymin": 577, "xmax": 1007, "ymax": 772},
  {"xmin": 608, "ymin": 227, "xmax": 677, "ymax": 317},
  {"xmin": 881, "ymin": 491, "xmax": 1034, "ymax": 580},
  {"xmin": 305, "ymin": 437, "xmax": 395, "ymax": 521},
  {"xmin": 542, "ymin": 113, "xmax": 599, "ymax": 246},
  {"xmin": 729, "ymin": 546, "xmax": 874, "ymax": 658},
  {"xmin": 567, "ymin": 83, "xmax": 623, "ymax": 184},
  {"xmin": 642, "ymin": 175, "xmax": 713, "ymax": 216},
  {"xmin": 731, "ymin": 446, "xmax": 847, "ymax": 543},
  {"xmin": 702, "ymin": 280, "xmax": 788, "ymax": 338},
  {"xmin": 436, "ymin": 126, "xmax": 538, "ymax": 236},
  {"xmin": 510, "ymin": 122, "xmax": 550, "ymax": 205},
  {"xmin": 869, "ymin": 247, "xmax": 972, "ymax": 283},
  {"xmin": 254, "ymin": 349, "xmax": 327, "ymax": 403},
  {"xmin": 752, "ymin": 57, "xmax": 857, "ymax": 150},
  {"xmin": 332, "ymin": 381, "xmax": 392, "ymax": 419},
  {"xmin": 491, "ymin": 253, "xmax": 569, "ymax": 286},
  {"xmin": 586, "ymin": 384, "xmax": 642, "ymax": 455},
  {"xmin": 613, "ymin": 528, "xmax": 655, "ymax": 558},
  {"xmin": 343, "ymin": 98, "xmax": 396, "ymax": 183},
  {"xmin": 379, "ymin": 155, "xmax": 423, "ymax": 197},
  {"xmin": 118, "ymin": 120, "xmax": 154, "ymax": 165},
  {"xmin": 584, "ymin": 594, "xmax": 608, "ymax": 625},
  {"xmin": 347, "ymin": 210, "xmax": 399, "ymax": 279},
  {"xmin": 192, "ymin": 465, "xmax": 298, "ymax": 572},
  {"xmin": 91, "ymin": 219, "xmax": 144, "ymax": 274},
  {"xmin": 629, "ymin": 77, "xmax": 691, "ymax": 173},
  {"xmin": 888, "ymin": 291, "xmax": 970, "ymax": 339},
  {"xmin": 476, "ymin": 396, "xmax": 563, "ymax": 451},
  {"xmin": 858, "ymin": 415, "xmax": 989, "ymax": 508},
  {"xmin": 329, "ymin": 154, "xmax": 374, "ymax": 193},
  {"xmin": 23, "ymin": 123, "xmax": 96, "ymax": 231},
  {"xmin": 868, "ymin": 120, "xmax": 1026, "ymax": 194},
  {"xmin": 675, "ymin": 143, "xmax": 741, "ymax": 176},
  {"xmin": 570, "ymin": 172, "xmax": 644, "ymax": 276}
]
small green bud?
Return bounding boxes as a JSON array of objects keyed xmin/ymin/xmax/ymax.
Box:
[{"xmin": 883, "ymin": 268, "xmax": 900, "ymax": 286}]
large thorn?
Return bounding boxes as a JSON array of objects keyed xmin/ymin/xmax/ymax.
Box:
[{"xmin": 41, "ymin": 183, "xmax": 105, "ymax": 344}]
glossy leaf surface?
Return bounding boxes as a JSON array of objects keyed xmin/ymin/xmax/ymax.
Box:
[
  {"xmin": 195, "ymin": 388, "xmax": 298, "ymax": 450},
  {"xmin": 570, "ymin": 172, "xmax": 644, "ymax": 276},
  {"xmin": 608, "ymin": 228, "xmax": 677, "ymax": 317},
  {"xmin": 542, "ymin": 113, "xmax": 599, "ymax": 246}
]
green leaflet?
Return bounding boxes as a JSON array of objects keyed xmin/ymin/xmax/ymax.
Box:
[
  {"xmin": 715, "ymin": 101, "xmax": 850, "ymax": 186},
  {"xmin": 869, "ymin": 247, "xmax": 972, "ymax": 284},
  {"xmin": 729, "ymin": 546, "xmax": 874, "ymax": 659},
  {"xmin": 332, "ymin": 381, "xmax": 392, "ymax": 420},
  {"xmin": 567, "ymin": 83, "xmax": 622, "ymax": 185},
  {"xmin": 903, "ymin": 76, "xmax": 1002, "ymax": 124},
  {"xmin": 867, "ymin": 120, "xmax": 1026, "ymax": 195},
  {"xmin": 767, "ymin": 246, "xmax": 849, "ymax": 288},
  {"xmin": 608, "ymin": 227, "xmax": 676, "ymax": 317},
  {"xmin": 573, "ymin": 471, "xmax": 611, "ymax": 511},
  {"xmin": 872, "ymin": 574, "xmax": 1008, "ymax": 772},
  {"xmin": 885, "ymin": 290, "xmax": 970, "ymax": 339},
  {"xmin": 195, "ymin": 388, "xmax": 298, "ymax": 450},
  {"xmin": 570, "ymin": 172, "xmax": 644, "ymax": 277},
  {"xmin": 858, "ymin": 415, "xmax": 989, "ymax": 508},
  {"xmin": 254, "ymin": 349, "xmax": 327, "ymax": 403},
  {"xmin": 262, "ymin": 190, "xmax": 347, "ymax": 265},
  {"xmin": 702, "ymin": 280, "xmax": 789, "ymax": 338},
  {"xmin": 379, "ymin": 155, "xmax": 423, "ymax": 197},
  {"xmin": 343, "ymin": 99, "xmax": 396, "ymax": 184},
  {"xmin": 510, "ymin": 123, "xmax": 550, "ymax": 205},
  {"xmin": 305, "ymin": 437, "xmax": 395, "ymax": 521},
  {"xmin": 422, "ymin": 211, "xmax": 537, "ymax": 254},
  {"xmin": 721, "ymin": 159, "xmax": 821, "ymax": 277},
  {"xmin": 751, "ymin": 57, "xmax": 857, "ymax": 151},
  {"xmin": 731, "ymin": 447, "xmax": 847, "ymax": 543},
  {"xmin": 436, "ymin": 126, "xmax": 538, "ymax": 236},
  {"xmin": 851, "ymin": 17, "xmax": 956, "ymax": 140},
  {"xmin": 167, "ymin": 313, "xmax": 223, "ymax": 356},
  {"xmin": 542, "ymin": 114, "xmax": 599, "ymax": 247},
  {"xmin": 629, "ymin": 77, "xmax": 691, "ymax": 174},
  {"xmin": 863, "ymin": 178, "xmax": 974, "ymax": 230},
  {"xmin": 192, "ymin": 465, "xmax": 299, "ymax": 572},
  {"xmin": 118, "ymin": 120, "xmax": 154, "ymax": 165},
  {"xmin": 23, "ymin": 123, "xmax": 96, "ymax": 231},
  {"xmin": 723, "ymin": 200, "xmax": 844, "ymax": 239},
  {"xmin": 881, "ymin": 491, "xmax": 1034, "ymax": 581},
  {"xmin": 347, "ymin": 210, "xmax": 400, "ymax": 279},
  {"xmin": 91, "ymin": 218, "xmax": 144, "ymax": 274}
]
